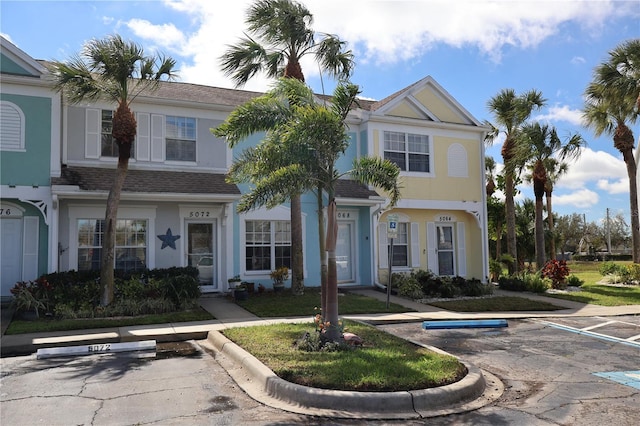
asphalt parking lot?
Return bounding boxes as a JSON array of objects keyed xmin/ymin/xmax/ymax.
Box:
[
  {"xmin": 379, "ymin": 316, "xmax": 640, "ymax": 425},
  {"xmin": 2, "ymin": 316, "xmax": 639, "ymax": 425}
]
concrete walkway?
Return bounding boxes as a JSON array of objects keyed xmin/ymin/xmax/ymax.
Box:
[{"xmin": 2, "ymin": 289, "xmax": 639, "ymax": 419}]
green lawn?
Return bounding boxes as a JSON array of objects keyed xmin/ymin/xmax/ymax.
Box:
[
  {"xmin": 235, "ymin": 287, "xmax": 410, "ymax": 317},
  {"xmin": 4, "ymin": 308, "xmax": 214, "ymax": 335},
  {"xmin": 223, "ymin": 320, "xmax": 466, "ymax": 391},
  {"xmin": 428, "ymin": 296, "xmax": 564, "ymax": 312}
]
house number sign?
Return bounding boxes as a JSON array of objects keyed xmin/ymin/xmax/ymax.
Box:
[
  {"xmin": 0, "ymin": 205, "xmax": 22, "ymax": 217},
  {"xmin": 437, "ymin": 215, "xmax": 455, "ymax": 222},
  {"xmin": 337, "ymin": 211, "xmax": 351, "ymax": 219},
  {"xmin": 188, "ymin": 210, "xmax": 212, "ymax": 218}
]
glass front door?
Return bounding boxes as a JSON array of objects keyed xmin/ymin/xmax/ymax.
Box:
[
  {"xmin": 336, "ymin": 222, "xmax": 355, "ymax": 283},
  {"xmin": 187, "ymin": 221, "xmax": 216, "ymax": 289},
  {"xmin": 436, "ymin": 224, "xmax": 455, "ymax": 276}
]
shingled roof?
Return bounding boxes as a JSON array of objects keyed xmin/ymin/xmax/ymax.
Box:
[
  {"xmin": 52, "ymin": 166, "xmax": 240, "ymax": 195},
  {"xmin": 335, "ymin": 179, "xmax": 381, "ymax": 199}
]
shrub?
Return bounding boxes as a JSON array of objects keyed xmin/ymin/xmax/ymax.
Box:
[
  {"xmin": 599, "ymin": 261, "xmax": 620, "ymax": 276},
  {"xmin": 522, "ymin": 272, "xmax": 550, "ymax": 293},
  {"xmin": 397, "ymin": 274, "xmax": 424, "ymax": 300},
  {"xmin": 459, "ymin": 278, "xmax": 493, "ymax": 297},
  {"xmin": 566, "ymin": 274, "xmax": 584, "ymax": 287},
  {"xmin": 541, "ymin": 260, "xmax": 570, "ymax": 289},
  {"xmin": 498, "ymin": 276, "xmax": 527, "ymax": 292},
  {"xmin": 162, "ymin": 275, "xmax": 201, "ymax": 306}
]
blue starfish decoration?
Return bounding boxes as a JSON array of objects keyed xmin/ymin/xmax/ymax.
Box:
[{"xmin": 157, "ymin": 228, "xmax": 180, "ymax": 250}]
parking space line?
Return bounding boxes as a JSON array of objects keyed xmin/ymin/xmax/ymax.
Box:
[
  {"xmin": 626, "ymin": 334, "xmax": 640, "ymax": 342},
  {"xmin": 581, "ymin": 320, "xmax": 618, "ymax": 331},
  {"xmin": 538, "ymin": 320, "xmax": 640, "ymax": 349}
]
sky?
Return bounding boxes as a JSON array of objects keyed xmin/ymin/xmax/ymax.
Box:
[{"xmin": 1, "ymin": 0, "xmax": 639, "ymax": 226}]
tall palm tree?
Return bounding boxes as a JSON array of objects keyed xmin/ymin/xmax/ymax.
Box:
[
  {"xmin": 584, "ymin": 39, "xmax": 640, "ymax": 262},
  {"xmin": 518, "ymin": 123, "xmax": 584, "ymax": 269},
  {"xmin": 220, "ymin": 0, "xmax": 354, "ymax": 295},
  {"xmin": 543, "ymin": 158, "xmax": 569, "ymax": 260},
  {"xmin": 47, "ymin": 35, "xmax": 176, "ymax": 305},
  {"xmin": 215, "ymin": 78, "xmax": 401, "ymax": 341},
  {"xmin": 485, "ymin": 156, "xmax": 505, "ymax": 260},
  {"xmin": 485, "ymin": 89, "xmax": 546, "ymax": 274}
]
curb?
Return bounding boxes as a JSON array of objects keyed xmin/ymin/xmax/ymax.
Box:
[{"xmin": 205, "ymin": 330, "xmax": 502, "ymax": 419}]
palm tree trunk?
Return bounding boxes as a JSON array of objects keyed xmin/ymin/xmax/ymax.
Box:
[
  {"xmin": 316, "ymin": 189, "xmax": 327, "ymax": 315},
  {"xmin": 504, "ymin": 174, "xmax": 518, "ymax": 274},
  {"xmin": 534, "ymin": 193, "xmax": 546, "ymax": 269},
  {"xmin": 495, "ymin": 219, "xmax": 503, "ymax": 260},
  {"xmin": 290, "ymin": 193, "xmax": 304, "ymax": 295},
  {"xmin": 622, "ymin": 149, "xmax": 640, "ymax": 262},
  {"xmin": 546, "ymin": 192, "xmax": 556, "ymax": 260},
  {"xmin": 324, "ymin": 199, "xmax": 340, "ymax": 342},
  {"xmin": 100, "ymin": 158, "xmax": 128, "ymax": 306}
]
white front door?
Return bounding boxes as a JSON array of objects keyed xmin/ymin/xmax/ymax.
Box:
[
  {"xmin": 336, "ymin": 221, "xmax": 356, "ymax": 283},
  {"xmin": 1, "ymin": 218, "xmax": 23, "ymax": 297},
  {"xmin": 186, "ymin": 221, "xmax": 217, "ymax": 291}
]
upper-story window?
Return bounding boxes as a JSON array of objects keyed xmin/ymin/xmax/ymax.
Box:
[
  {"xmin": 99, "ymin": 109, "xmax": 133, "ymax": 158},
  {"xmin": 383, "ymin": 131, "xmax": 430, "ymax": 173},
  {"xmin": 166, "ymin": 116, "xmax": 196, "ymax": 161},
  {"xmin": 0, "ymin": 101, "xmax": 25, "ymax": 151}
]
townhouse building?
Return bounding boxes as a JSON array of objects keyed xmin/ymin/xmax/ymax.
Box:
[{"xmin": 0, "ymin": 36, "xmax": 489, "ymax": 299}]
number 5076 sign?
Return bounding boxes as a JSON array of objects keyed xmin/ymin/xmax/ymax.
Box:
[{"xmin": 387, "ymin": 214, "xmax": 399, "ymax": 239}]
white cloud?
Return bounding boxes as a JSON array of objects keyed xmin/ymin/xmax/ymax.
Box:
[
  {"xmin": 556, "ymin": 148, "xmax": 627, "ymax": 193},
  {"xmin": 535, "ymin": 105, "xmax": 584, "ymax": 126},
  {"xmin": 553, "ymin": 188, "xmax": 599, "ymax": 208},
  {"xmin": 121, "ymin": 0, "xmax": 628, "ymax": 91},
  {"xmin": 596, "ymin": 178, "xmax": 628, "ymax": 194},
  {"xmin": 571, "ymin": 56, "xmax": 586, "ymax": 65}
]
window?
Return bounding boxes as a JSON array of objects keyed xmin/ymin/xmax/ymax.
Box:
[
  {"xmin": 0, "ymin": 101, "xmax": 25, "ymax": 151},
  {"xmin": 245, "ymin": 220, "xmax": 291, "ymax": 272},
  {"xmin": 383, "ymin": 131, "xmax": 430, "ymax": 172},
  {"xmin": 388, "ymin": 222, "xmax": 408, "ymax": 267},
  {"xmin": 166, "ymin": 116, "xmax": 196, "ymax": 161},
  {"xmin": 100, "ymin": 110, "xmax": 133, "ymax": 158},
  {"xmin": 77, "ymin": 219, "xmax": 147, "ymax": 272}
]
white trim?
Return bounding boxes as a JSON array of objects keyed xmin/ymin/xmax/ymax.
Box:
[
  {"xmin": 410, "ymin": 222, "xmax": 421, "ymax": 268},
  {"xmin": 426, "ymin": 222, "xmax": 437, "ymax": 273},
  {"xmin": 85, "ymin": 109, "xmax": 100, "ymax": 159},
  {"xmin": 136, "ymin": 112, "xmax": 151, "ymax": 161},
  {"xmin": 457, "ymin": 222, "xmax": 467, "ymax": 277}
]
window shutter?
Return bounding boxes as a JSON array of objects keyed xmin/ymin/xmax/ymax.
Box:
[
  {"xmin": 447, "ymin": 143, "xmax": 468, "ymax": 177},
  {"xmin": 0, "ymin": 102, "xmax": 24, "ymax": 150},
  {"xmin": 426, "ymin": 222, "xmax": 437, "ymax": 273},
  {"xmin": 85, "ymin": 109, "xmax": 100, "ymax": 159},
  {"xmin": 410, "ymin": 222, "xmax": 420, "ymax": 268},
  {"xmin": 378, "ymin": 223, "xmax": 388, "ymax": 269},
  {"xmin": 136, "ymin": 112, "xmax": 150, "ymax": 161},
  {"xmin": 22, "ymin": 216, "xmax": 39, "ymax": 281},
  {"xmin": 457, "ymin": 222, "xmax": 467, "ymax": 277},
  {"xmin": 151, "ymin": 114, "xmax": 164, "ymax": 162}
]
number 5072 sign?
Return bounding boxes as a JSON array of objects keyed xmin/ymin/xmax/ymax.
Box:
[{"xmin": 387, "ymin": 214, "xmax": 399, "ymax": 239}]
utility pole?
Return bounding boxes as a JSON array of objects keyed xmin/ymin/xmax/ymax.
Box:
[{"xmin": 607, "ymin": 208, "xmax": 612, "ymax": 255}]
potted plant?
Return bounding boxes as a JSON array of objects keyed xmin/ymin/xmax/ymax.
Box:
[
  {"xmin": 270, "ymin": 266, "xmax": 289, "ymax": 292},
  {"xmin": 227, "ymin": 275, "xmax": 241, "ymax": 290},
  {"xmin": 233, "ymin": 283, "xmax": 249, "ymax": 301}
]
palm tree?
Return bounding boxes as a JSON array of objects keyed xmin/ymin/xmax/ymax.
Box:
[
  {"xmin": 47, "ymin": 35, "xmax": 176, "ymax": 305},
  {"xmin": 220, "ymin": 0, "xmax": 354, "ymax": 295},
  {"xmin": 485, "ymin": 89, "xmax": 546, "ymax": 274},
  {"xmin": 215, "ymin": 78, "xmax": 401, "ymax": 341},
  {"xmin": 584, "ymin": 39, "xmax": 640, "ymax": 262},
  {"xmin": 543, "ymin": 158, "xmax": 569, "ymax": 260},
  {"xmin": 518, "ymin": 123, "xmax": 584, "ymax": 269}
]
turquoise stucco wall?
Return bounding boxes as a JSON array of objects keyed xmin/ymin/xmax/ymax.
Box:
[
  {"xmin": 0, "ymin": 53, "xmax": 33, "ymax": 76},
  {"xmin": 0, "ymin": 93, "xmax": 52, "ymax": 186}
]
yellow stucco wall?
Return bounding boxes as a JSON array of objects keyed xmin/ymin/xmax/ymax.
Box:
[
  {"xmin": 412, "ymin": 86, "xmax": 466, "ymax": 124},
  {"xmin": 378, "ymin": 209, "xmax": 485, "ymax": 281},
  {"xmin": 387, "ymin": 102, "xmax": 422, "ymax": 119}
]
